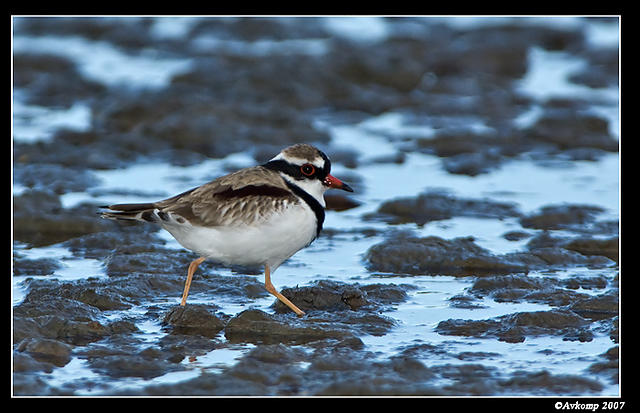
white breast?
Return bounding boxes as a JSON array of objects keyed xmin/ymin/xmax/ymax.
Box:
[{"xmin": 161, "ymin": 201, "xmax": 318, "ymax": 272}]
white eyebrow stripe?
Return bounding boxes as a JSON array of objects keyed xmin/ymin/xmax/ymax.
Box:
[{"xmin": 270, "ymin": 153, "xmax": 325, "ymax": 169}]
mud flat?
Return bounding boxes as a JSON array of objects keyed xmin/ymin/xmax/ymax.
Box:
[{"xmin": 13, "ymin": 16, "xmax": 619, "ymax": 396}]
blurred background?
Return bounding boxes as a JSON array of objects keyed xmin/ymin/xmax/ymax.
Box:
[{"xmin": 13, "ymin": 16, "xmax": 620, "ymax": 396}]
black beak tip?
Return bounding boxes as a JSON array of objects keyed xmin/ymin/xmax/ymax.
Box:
[{"xmin": 341, "ymin": 183, "xmax": 354, "ymax": 192}]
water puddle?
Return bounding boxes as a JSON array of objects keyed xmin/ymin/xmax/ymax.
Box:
[
  {"xmin": 12, "ymin": 242, "xmax": 106, "ymax": 305},
  {"xmin": 12, "ymin": 34, "xmax": 192, "ymax": 90}
]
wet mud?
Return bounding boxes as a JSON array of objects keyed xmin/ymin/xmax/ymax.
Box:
[{"xmin": 13, "ymin": 17, "xmax": 619, "ymax": 396}]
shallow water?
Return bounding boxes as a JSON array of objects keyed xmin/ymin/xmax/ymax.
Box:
[{"xmin": 12, "ymin": 16, "xmax": 620, "ymax": 396}]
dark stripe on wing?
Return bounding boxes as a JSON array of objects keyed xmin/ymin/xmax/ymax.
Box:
[
  {"xmin": 103, "ymin": 202, "xmax": 155, "ymax": 212},
  {"xmin": 214, "ymin": 184, "xmax": 293, "ymax": 199}
]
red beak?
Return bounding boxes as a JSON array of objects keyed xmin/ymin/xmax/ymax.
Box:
[{"xmin": 324, "ymin": 174, "xmax": 354, "ymax": 192}]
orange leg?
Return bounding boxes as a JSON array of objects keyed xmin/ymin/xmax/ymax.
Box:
[
  {"xmin": 264, "ymin": 264, "xmax": 305, "ymax": 316},
  {"xmin": 180, "ymin": 257, "xmax": 206, "ymax": 306}
]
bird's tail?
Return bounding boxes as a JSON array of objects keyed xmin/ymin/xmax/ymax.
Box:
[{"xmin": 99, "ymin": 203, "xmax": 160, "ymax": 223}]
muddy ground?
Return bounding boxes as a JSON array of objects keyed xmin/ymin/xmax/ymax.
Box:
[{"xmin": 13, "ymin": 17, "xmax": 619, "ymax": 396}]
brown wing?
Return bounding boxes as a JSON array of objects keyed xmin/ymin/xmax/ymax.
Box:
[{"xmin": 157, "ymin": 166, "xmax": 299, "ymax": 227}]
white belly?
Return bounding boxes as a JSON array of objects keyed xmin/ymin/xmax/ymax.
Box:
[{"xmin": 162, "ymin": 203, "xmax": 317, "ymax": 271}]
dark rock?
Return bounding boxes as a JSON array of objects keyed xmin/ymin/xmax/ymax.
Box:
[
  {"xmin": 18, "ymin": 278, "xmax": 132, "ymax": 311},
  {"xmin": 569, "ymin": 291, "xmax": 619, "ymax": 320},
  {"xmin": 13, "ymin": 351, "xmax": 55, "ymax": 374},
  {"xmin": 224, "ymin": 309, "xmax": 360, "ymax": 345},
  {"xmin": 276, "ymin": 280, "xmax": 369, "ymax": 313},
  {"xmin": 365, "ymin": 233, "xmax": 527, "ymax": 276},
  {"xmin": 13, "ymin": 52, "xmax": 106, "ymax": 107},
  {"xmin": 564, "ymin": 237, "xmax": 619, "ymax": 262},
  {"xmin": 13, "ymin": 163, "xmax": 100, "ymax": 195},
  {"xmin": 269, "ymin": 281, "xmax": 407, "ymax": 336},
  {"xmin": 13, "ymin": 291, "xmax": 139, "ymax": 345},
  {"xmin": 366, "ymin": 226, "xmax": 615, "ymax": 282},
  {"xmin": 61, "ymin": 224, "xmax": 167, "ymax": 259},
  {"xmin": 13, "ymin": 256, "xmax": 61, "ymax": 276},
  {"xmin": 13, "ymin": 190, "xmax": 111, "ymax": 247},
  {"xmin": 88, "ymin": 352, "xmax": 180, "ymax": 379},
  {"xmin": 520, "ymin": 204, "xmax": 605, "ymax": 230},
  {"xmin": 366, "ymin": 190, "xmax": 521, "ymax": 226},
  {"xmin": 563, "ymin": 274, "xmax": 608, "ymax": 290},
  {"xmin": 502, "ymin": 231, "xmax": 532, "ymax": 241},
  {"xmin": 524, "ymin": 111, "xmax": 617, "ymax": 153},
  {"xmin": 468, "ymin": 274, "xmax": 593, "ymax": 307},
  {"xmin": 442, "ymin": 152, "xmax": 503, "ymax": 176},
  {"xmin": 17, "ymin": 338, "xmax": 73, "ymax": 367},
  {"xmin": 436, "ymin": 309, "xmax": 591, "ymax": 343},
  {"xmin": 448, "ymin": 293, "xmax": 488, "ymax": 309},
  {"xmin": 12, "ymin": 369, "xmax": 59, "ymax": 395},
  {"xmin": 587, "ymin": 346, "xmax": 619, "ymax": 383},
  {"xmin": 324, "ymin": 194, "xmax": 361, "ymax": 211},
  {"xmin": 435, "ymin": 363, "xmax": 501, "ymax": 396},
  {"xmin": 511, "ymin": 247, "xmax": 613, "ymax": 268},
  {"xmin": 498, "ymin": 370, "xmax": 603, "ymax": 395},
  {"xmin": 162, "ymin": 304, "xmax": 225, "ymax": 337}
]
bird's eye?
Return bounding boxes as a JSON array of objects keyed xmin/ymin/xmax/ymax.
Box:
[{"xmin": 301, "ymin": 164, "xmax": 315, "ymax": 176}]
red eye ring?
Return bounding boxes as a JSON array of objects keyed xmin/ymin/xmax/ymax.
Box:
[{"xmin": 301, "ymin": 164, "xmax": 315, "ymax": 176}]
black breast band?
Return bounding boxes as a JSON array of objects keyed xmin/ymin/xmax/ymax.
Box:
[{"xmin": 283, "ymin": 180, "xmax": 325, "ymax": 239}]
